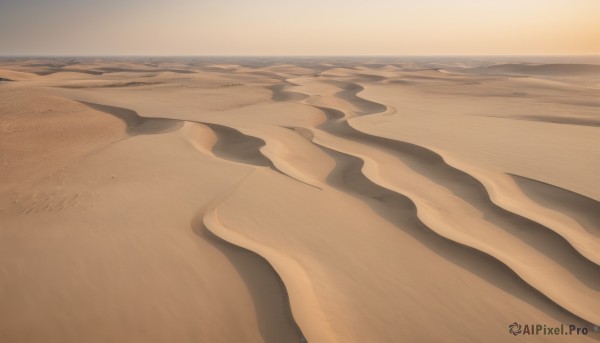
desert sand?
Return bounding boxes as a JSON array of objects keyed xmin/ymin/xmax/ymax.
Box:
[{"xmin": 0, "ymin": 56, "xmax": 599, "ymax": 342}]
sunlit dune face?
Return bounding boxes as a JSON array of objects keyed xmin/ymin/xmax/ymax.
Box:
[{"xmin": 0, "ymin": 0, "xmax": 598, "ymax": 55}]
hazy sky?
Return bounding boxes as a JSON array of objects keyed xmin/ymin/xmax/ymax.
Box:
[{"xmin": 0, "ymin": 0, "xmax": 598, "ymax": 55}]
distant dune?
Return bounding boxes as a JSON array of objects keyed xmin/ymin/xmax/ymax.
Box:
[
  {"xmin": 471, "ymin": 63, "xmax": 600, "ymax": 76},
  {"xmin": 1, "ymin": 57, "xmax": 599, "ymax": 343}
]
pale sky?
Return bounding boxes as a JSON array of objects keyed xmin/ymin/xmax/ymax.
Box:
[{"xmin": 0, "ymin": 0, "xmax": 598, "ymax": 55}]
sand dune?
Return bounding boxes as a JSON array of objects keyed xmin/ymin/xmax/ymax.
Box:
[
  {"xmin": 195, "ymin": 207, "xmax": 306, "ymax": 343},
  {"xmin": 510, "ymin": 174, "xmax": 600, "ymax": 238},
  {"xmin": 305, "ymin": 87, "xmax": 600, "ymax": 266},
  {"xmin": 502, "ymin": 114, "xmax": 600, "ymax": 127},
  {"xmin": 473, "ymin": 63, "xmax": 600, "ymax": 77},
  {"xmin": 1, "ymin": 57, "xmax": 599, "ymax": 342},
  {"xmin": 268, "ymin": 83, "xmax": 309, "ymax": 102},
  {"xmin": 81, "ymin": 102, "xmax": 183, "ymax": 135},
  {"xmin": 204, "ymin": 123, "xmax": 273, "ymax": 167},
  {"xmin": 305, "ymin": 116, "xmax": 600, "ymax": 325}
]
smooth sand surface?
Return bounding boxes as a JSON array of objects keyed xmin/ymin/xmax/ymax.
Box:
[{"xmin": 1, "ymin": 56, "xmax": 599, "ymax": 342}]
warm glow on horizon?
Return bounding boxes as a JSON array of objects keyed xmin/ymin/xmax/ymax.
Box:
[{"xmin": 0, "ymin": 0, "xmax": 598, "ymax": 56}]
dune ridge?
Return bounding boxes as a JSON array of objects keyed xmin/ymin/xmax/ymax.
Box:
[
  {"xmin": 278, "ymin": 81, "xmax": 600, "ymax": 325},
  {"xmin": 81, "ymin": 101, "xmax": 183, "ymax": 135},
  {"xmin": 203, "ymin": 123, "xmax": 274, "ymax": 168},
  {"xmin": 341, "ymin": 83, "xmax": 600, "ymax": 266},
  {"xmin": 201, "ymin": 123, "xmax": 325, "ymax": 189},
  {"xmin": 190, "ymin": 174, "xmax": 307, "ymax": 343},
  {"xmin": 308, "ymin": 130, "xmax": 600, "ymax": 326},
  {"xmin": 200, "ymin": 172, "xmax": 334, "ymax": 343},
  {"xmin": 289, "ymin": 78, "xmax": 600, "ymax": 266},
  {"xmin": 80, "ymin": 102, "xmax": 323, "ymax": 189},
  {"xmin": 510, "ymin": 174, "xmax": 600, "ymax": 236},
  {"xmin": 317, "ymin": 145, "xmax": 600, "ymax": 329}
]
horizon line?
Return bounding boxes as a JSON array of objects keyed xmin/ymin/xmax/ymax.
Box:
[{"xmin": 1, "ymin": 54, "xmax": 599, "ymax": 58}]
